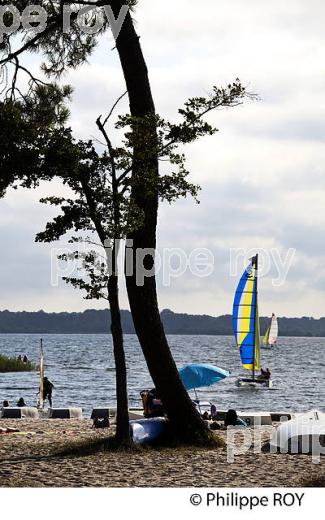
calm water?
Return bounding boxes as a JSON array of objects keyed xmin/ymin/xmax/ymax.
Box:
[{"xmin": 0, "ymin": 334, "xmax": 324, "ymax": 416}]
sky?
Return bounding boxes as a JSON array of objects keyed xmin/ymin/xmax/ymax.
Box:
[{"xmin": 0, "ymin": 0, "xmax": 325, "ymax": 317}]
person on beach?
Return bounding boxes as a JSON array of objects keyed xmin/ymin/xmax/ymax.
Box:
[
  {"xmin": 0, "ymin": 426, "xmax": 20, "ymax": 434},
  {"xmin": 209, "ymin": 404, "xmax": 221, "ymax": 429},
  {"xmin": 23, "ymin": 355, "xmax": 29, "ymax": 363},
  {"xmin": 43, "ymin": 377, "xmax": 54, "ymax": 407},
  {"xmin": 224, "ymin": 409, "xmax": 247, "ymax": 428},
  {"xmin": 17, "ymin": 355, "xmax": 22, "ymax": 361},
  {"xmin": 141, "ymin": 388, "xmax": 164, "ymax": 418},
  {"xmin": 16, "ymin": 398, "xmax": 26, "ymax": 407},
  {"xmin": 2, "ymin": 400, "xmax": 9, "ymax": 407},
  {"xmin": 210, "ymin": 404, "xmax": 217, "ymax": 420}
]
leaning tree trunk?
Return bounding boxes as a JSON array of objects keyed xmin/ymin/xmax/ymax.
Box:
[
  {"xmin": 108, "ymin": 274, "xmax": 131, "ymax": 446},
  {"xmin": 111, "ymin": 1, "xmax": 207, "ymax": 440},
  {"xmin": 81, "ymin": 179, "xmax": 131, "ymax": 446}
]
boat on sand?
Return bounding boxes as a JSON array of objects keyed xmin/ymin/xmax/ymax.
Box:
[
  {"xmin": 130, "ymin": 417, "xmax": 168, "ymax": 445},
  {"xmin": 270, "ymin": 410, "xmax": 325, "ymax": 456}
]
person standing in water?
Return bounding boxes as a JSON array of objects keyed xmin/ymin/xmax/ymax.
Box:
[{"xmin": 43, "ymin": 377, "xmax": 54, "ymax": 407}]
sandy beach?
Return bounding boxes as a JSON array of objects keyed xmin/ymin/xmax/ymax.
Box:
[{"xmin": 0, "ymin": 419, "xmax": 323, "ymax": 487}]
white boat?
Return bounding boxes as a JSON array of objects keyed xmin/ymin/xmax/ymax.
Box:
[
  {"xmin": 270, "ymin": 410, "xmax": 325, "ymax": 456},
  {"xmin": 263, "ymin": 313, "xmax": 278, "ymax": 348},
  {"xmin": 235, "ymin": 377, "xmax": 272, "ymax": 389},
  {"xmin": 232, "ymin": 255, "xmax": 272, "ymax": 388}
]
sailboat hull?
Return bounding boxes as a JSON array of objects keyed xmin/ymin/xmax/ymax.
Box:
[{"xmin": 236, "ymin": 378, "xmax": 273, "ymax": 389}]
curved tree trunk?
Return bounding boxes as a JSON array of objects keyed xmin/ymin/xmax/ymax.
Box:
[
  {"xmin": 111, "ymin": 1, "xmax": 207, "ymax": 440},
  {"xmin": 81, "ymin": 178, "xmax": 131, "ymax": 446},
  {"xmin": 108, "ymin": 274, "xmax": 131, "ymax": 446}
]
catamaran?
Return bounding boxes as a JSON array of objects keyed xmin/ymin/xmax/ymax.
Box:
[
  {"xmin": 263, "ymin": 313, "xmax": 278, "ymax": 348},
  {"xmin": 232, "ymin": 254, "xmax": 272, "ymax": 388}
]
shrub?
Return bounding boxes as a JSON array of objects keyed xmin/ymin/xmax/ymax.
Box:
[{"xmin": 0, "ymin": 355, "xmax": 35, "ymax": 372}]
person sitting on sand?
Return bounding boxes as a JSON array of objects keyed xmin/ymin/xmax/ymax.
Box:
[
  {"xmin": 224, "ymin": 409, "xmax": 247, "ymax": 428},
  {"xmin": 16, "ymin": 397, "xmax": 26, "ymax": 407},
  {"xmin": 209, "ymin": 405, "xmax": 221, "ymax": 429},
  {"xmin": 43, "ymin": 377, "xmax": 54, "ymax": 407},
  {"xmin": 140, "ymin": 388, "xmax": 164, "ymax": 418},
  {"xmin": 210, "ymin": 404, "xmax": 217, "ymax": 420},
  {"xmin": 0, "ymin": 427, "xmax": 20, "ymax": 434},
  {"xmin": 2, "ymin": 400, "xmax": 9, "ymax": 408}
]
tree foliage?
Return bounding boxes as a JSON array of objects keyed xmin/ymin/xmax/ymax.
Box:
[
  {"xmin": 0, "ymin": 1, "xmax": 136, "ymax": 82},
  {"xmin": 0, "ymin": 77, "xmax": 253, "ymax": 302}
]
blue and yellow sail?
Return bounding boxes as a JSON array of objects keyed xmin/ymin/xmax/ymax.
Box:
[{"xmin": 232, "ymin": 255, "xmax": 260, "ymax": 372}]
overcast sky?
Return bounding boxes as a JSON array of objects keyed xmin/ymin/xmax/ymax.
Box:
[{"xmin": 1, "ymin": 0, "xmax": 325, "ymax": 317}]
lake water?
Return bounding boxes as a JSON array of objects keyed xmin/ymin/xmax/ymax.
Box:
[{"xmin": 0, "ymin": 334, "xmax": 324, "ymax": 416}]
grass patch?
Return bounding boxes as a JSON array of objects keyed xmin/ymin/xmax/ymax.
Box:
[
  {"xmin": 0, "ymin": 355, "xmax": 35, "ymax": 373},
  {"xmin": 301, "ymin": 474, "xmax": 325, "ymax": 487},
  {"xmin": 55, "ymin": 436, "xmax": 143, "ymax": 458},
  {"xmin": 54, "ymin": 430, "xmax": 225, "ymax": 459},
  {"xmin": 149, "ymin": 421, "xmax": 226, "ymax": 449},
  {"xmin": 156, "ymin": 429, "xmax": 226, "ymax": 449}
]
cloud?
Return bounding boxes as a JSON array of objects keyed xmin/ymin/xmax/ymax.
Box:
[{"xmin": 1, "ymin": 0, "xmax": 325, "ymax": 317}]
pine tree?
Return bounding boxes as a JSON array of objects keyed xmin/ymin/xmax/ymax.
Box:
[{"xmin": 0, "ymin": 1, "xmax": 252, "ymax": 442}]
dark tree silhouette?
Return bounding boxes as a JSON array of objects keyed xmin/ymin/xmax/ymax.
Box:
[{"xmin": 0, "ymin": 1, "xmax": 252, "ymax": 441}]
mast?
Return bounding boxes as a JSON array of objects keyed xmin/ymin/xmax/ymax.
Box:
[
  {"xmin": 252, "ymin": 254, "xmax": 258, "ymax": 381},
  {"xmin": 39, "ymin": 339, "xmax": 44, "ymax": 409}
]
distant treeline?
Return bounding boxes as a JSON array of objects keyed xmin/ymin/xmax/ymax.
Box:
[{"xmin": 0, "ymin": 309, "xmax": 324, "ymax": 337}]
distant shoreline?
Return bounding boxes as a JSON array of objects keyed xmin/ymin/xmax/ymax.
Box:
[
  {"xmin": 0, "ymin": 332, "xmax": 324, "ymax": 338},
  {"xmin": 0, "ymin": 308, "xmax": 325, "ymax": 337}
]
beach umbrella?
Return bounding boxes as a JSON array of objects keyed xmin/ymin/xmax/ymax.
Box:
[{"xmin": 179, "ymin": 363, "xmax": 230, "ymax": 403}]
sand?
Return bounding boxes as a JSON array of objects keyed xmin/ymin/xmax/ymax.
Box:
[{"xmin": 0, "ymin": 419, "xmax": 323, "ymax": 487}]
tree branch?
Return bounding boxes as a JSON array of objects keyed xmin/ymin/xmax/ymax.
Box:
[
  {"xmin": 103, "ymin": 90, "xmax": 128, "ymax": 127},
  {"xmin": 96, "ymin": 115, "xmax": 118, "ymax": 185}
]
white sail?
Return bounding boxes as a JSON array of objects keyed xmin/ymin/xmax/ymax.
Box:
[{"xmin": 268, "ymin": 314, "xmax": 278, "ymax": 345}]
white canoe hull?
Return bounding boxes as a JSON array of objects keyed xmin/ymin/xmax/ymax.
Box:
[
  {"xmin": 270, "ymin": 410, "xmax": 325, "ymax": 455},
  {"xmin": 130, "ymin": 417, "xmax": 168, "ymax": 445},
  {"xmin": 236, "ymin": 378, "xmax": 273, "ymax": 389}
]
